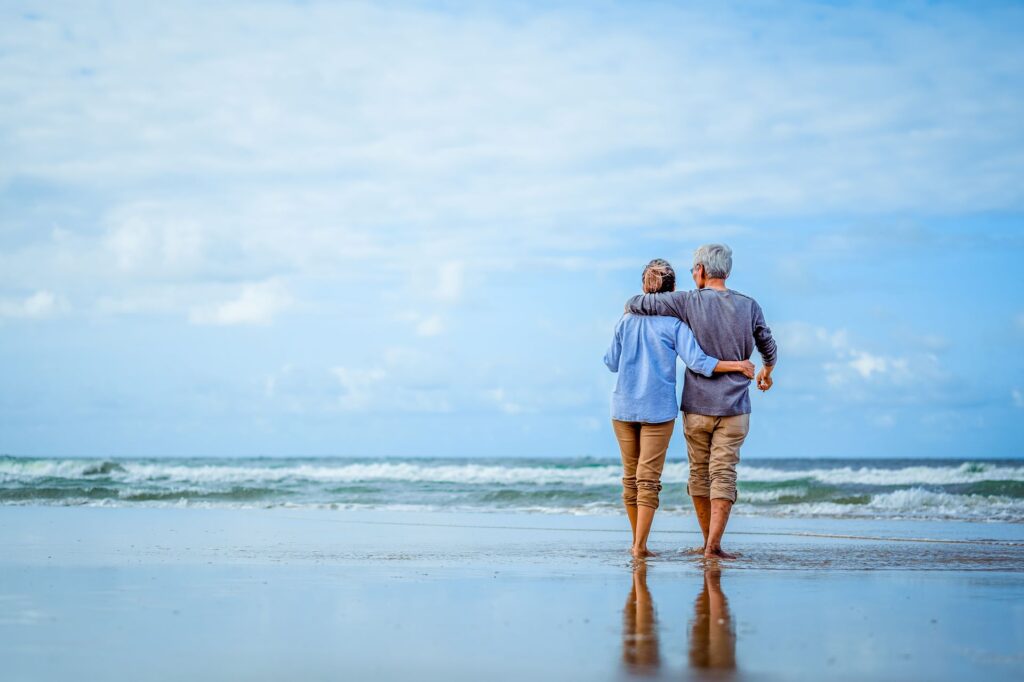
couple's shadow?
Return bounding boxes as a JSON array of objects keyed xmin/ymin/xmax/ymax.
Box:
[{"xmin": 622, "ymin": 561, "xmax": 736, "ymax": 676}]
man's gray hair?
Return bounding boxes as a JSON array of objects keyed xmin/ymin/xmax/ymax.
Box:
[{"xmin": 693, "ymin": 243, "xmax": 733, "ymax": 279}]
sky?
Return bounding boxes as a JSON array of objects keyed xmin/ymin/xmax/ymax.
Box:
[{"xmin": 1, "ymin": 0, "xmax": 1023, "ymax": 459}]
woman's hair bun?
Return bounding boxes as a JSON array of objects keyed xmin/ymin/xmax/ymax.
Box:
[{"xmin": 642, "ymin": 259, "xmax": 675, "ymax": 294}]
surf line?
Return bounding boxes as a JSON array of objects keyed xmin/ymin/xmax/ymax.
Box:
[{"xmin": 286, "ymin": 515, "xmax": 1024, "ymax": 547}]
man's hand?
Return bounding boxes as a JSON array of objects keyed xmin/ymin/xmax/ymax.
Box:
[
  {"xmin": 756, "ymin": 365, "xmax": 774, "ymax": 392},
  {"xmin": 738, "ymin": 360, "xmax": 755, "ymax": 380}
]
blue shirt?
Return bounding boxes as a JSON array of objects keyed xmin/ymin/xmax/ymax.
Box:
[{"xmin": 603, "ymin": 314, "xmax": 719, "ymax": 423}]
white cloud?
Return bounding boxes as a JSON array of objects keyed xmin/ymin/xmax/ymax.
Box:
[
  {"xmin": 103, "ymin": 206, "xmax": 206, "ymax": 274},
  {"xmin": 391, "ymin": 261, "xmax": 462, "ymax": 337},
  {"xmin": 485, "ymin": 388, "xmax": 524, "ymax": 415},
  {"xmin": 1013, "ymin": 389, "xmax": 1024, "ymax": 409},
  {"xmin": 848, "ymin": 351, "xmax": 908, "ymax": 381},
  {"xmin": 415, "ymin": 315, "xmax": 445, "ymax": 337},
  {"xmin": 825, "ymin": 349, "xmax": 918, "ymax": 388},
  {"xmin": 872, "ymin": 413, "xmax": 896, "ymax": 428},
  {"xmin": 0, "ymin": 290, "xmax": 66, "ymax": 319},
  {"xmin": 263, "ymin": 374, "xmax": 278, "ymax": 399},
  {"xmin": 397, "ymin": 311, "xmax": 447, "ymax": 337},
  {"xmin": 1, "ymin": 2, "xmax": 1021, "ymax": 455},
  {"xmin": 316, "ymin": 346, "xmax": 458, "ymax": 413},
  {"xmin": 3, "ymin": 1, "xmax": 1023, "ymax": 307},
  {"xmin": 916, "ymin": 334, "xmax": 950, "ymax": 353},
  {"xmin": 434, "ymin": 261, "xmax": 463, "ymax": 302},
  {"xmin": 773, "ymin": 322, "xmax": 849, "ymax": 357},
  {"xmin": 330, "ymin": 366, "xmax": 388, "ymax": 411},
  {"xmin": 95, "ymin": 289, "xmax": 194, "ymax": 316},
  {"xmin": 780, "ymin": 321, "xmax": 946, "ymax": 399},
  {"xmin": 189, "ymin": 280, "xmax": 293, "ymax": 326},
  {"xmin": 329, "ymin": 362, "xmax": 453, "ymax": 413},
  {"xmin": 479, "ymin": 384, "xmax": 593, "ymax": 415}
]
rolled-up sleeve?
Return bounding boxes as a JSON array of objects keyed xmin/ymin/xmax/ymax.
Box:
[
  {"xmin": 603, "ymin": 318, "xmax": 624, "ymax": 372},
  {"xmin": 752, "ymin": 301, "xmax": 778, "ymax": 366},
  {"xmin": 674, "ymin": 321, "xmax": 718, "ymax": 377}
]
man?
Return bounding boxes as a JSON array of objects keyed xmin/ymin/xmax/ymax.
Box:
[{"xmin": 625, "ymin": 244, "xmax": 777, "ymax": 559}]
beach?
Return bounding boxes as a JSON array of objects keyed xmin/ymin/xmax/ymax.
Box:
[
  {"xmin": 5, "ymin": 1, "xmax": 1024, "ymax": 680},
  {"xmin": 3, "ymin": 506, "xmax": 1022, "ymax": 681}
]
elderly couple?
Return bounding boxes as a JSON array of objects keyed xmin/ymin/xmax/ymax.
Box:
[{"xmin": 604, "ymin": 244, "xmax": 778, "ymax": 559}]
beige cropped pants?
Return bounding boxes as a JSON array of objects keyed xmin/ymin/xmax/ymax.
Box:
[
  {"xmin": 682, "ymin": 413, "xmax": 750, "ymax": 503},
  {"xmin": 612, "ymin": 419, "xmax": 675, "ymax": 510}
]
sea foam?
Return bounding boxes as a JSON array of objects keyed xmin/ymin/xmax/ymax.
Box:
[
  {"xmin": 2, "ymin": 456, "xmax": 1022, "ymax": 522},
  {"xmin": 2, "ymin": 458, "xmax": 1022, "ymax": 487}
]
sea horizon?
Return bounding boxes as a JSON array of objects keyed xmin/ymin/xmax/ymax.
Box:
[{"xmin": 4, "ymin": 452, "xmax": 1023, "ymax": 460}]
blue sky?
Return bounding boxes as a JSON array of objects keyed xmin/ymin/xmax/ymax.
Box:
[{"xmin": 1, "ymin": 0, "xmax": 1023, "ymax": 459}]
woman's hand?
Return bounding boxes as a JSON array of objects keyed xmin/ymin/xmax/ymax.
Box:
[{"xmin": 738, "ymin": 360, "xmax": 755, "ymax": 379}]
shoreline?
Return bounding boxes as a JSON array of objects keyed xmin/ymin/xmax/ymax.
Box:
[{"xmin": 4, "ymin": 506, "xmax": 1022, "ymax": 565}]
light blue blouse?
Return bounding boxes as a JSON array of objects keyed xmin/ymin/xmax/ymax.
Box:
[{"xmin": 603, "ymin": 314, "xmax": 719, "ymax": 423}]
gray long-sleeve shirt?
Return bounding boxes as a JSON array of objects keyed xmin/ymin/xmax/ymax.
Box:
[{"xmin": 626, "ymin": 288, "xmax": 777, "ymax": 417}]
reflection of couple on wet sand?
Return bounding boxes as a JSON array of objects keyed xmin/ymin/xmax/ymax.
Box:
[
  {"xmin": 604, "ymin": 244, "xmax": 778, "ymax": 559},
  {"xmin": 623, "ymin": 562, "xmax": 736, "ymax": 675}
]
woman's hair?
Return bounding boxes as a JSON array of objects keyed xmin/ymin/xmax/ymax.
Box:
[{"xmin": 642, "ymin": 259, "xmax": 676, "ymax": 294}]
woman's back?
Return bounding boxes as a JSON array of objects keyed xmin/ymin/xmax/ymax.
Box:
[{"xmin": 604, "ymin": 314, "xmax": 718, "ymax": 423}]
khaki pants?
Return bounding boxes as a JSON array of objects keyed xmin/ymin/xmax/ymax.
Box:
[
  {"xmin": 612, "ymin": 419, "xmax": 675, "ymax": 510},
  {"xmin": 682, "ymin": 413, "xmax": 749, "ymax": 503}
]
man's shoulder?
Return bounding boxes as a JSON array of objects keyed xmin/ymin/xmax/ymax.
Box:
[
  {"xmin": 723, "ymin": 288, "xmax": 760, "ymax": 306},
  {"xmin": 721, "ymin": 287, "xmax": 752, "ymax": 300}
]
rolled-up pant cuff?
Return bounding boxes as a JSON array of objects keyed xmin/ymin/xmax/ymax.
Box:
[
  {"xmin": 686, "ymin": 481, "xmax": 709, "ymax": 498},
  {"xmin": 623, "ymin": 480, "xmax": 661, "ymax": 509},
  {"xmin": 686, "ymin": 480, "xmax": 736, "ymax": 502},
  {"xmin": 710, "ymin": 487, "xmax": 737, "ymax": 503},
  {"xmin": 636, "ymin": 481, "xmax": 661, "ymax": 509},
  {"xmin": 622, "ymin": 479, "xmax": 637, "ymax": 506}
]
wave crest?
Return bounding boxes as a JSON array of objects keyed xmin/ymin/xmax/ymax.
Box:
[{"xmin": 3, "ymin": 458, "xmax": 1022, "ymax": 487}]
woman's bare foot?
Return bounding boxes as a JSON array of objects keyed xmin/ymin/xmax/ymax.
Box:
[
  {"xmin": 632, "ymin": 546, "xmax": 658, "ymax": 558},
  {"xmin": 703, "ymin": 546, "xmax": 738, "ymax": 560}
]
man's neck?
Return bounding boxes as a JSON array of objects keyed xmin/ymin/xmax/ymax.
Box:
[{"xmin": 702, "ymin": 279, "xmax": 728, "ymax": 291}]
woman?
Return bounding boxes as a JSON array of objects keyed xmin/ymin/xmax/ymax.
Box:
[{"xmin": 604, "ymin": 259, "xmax": 754, "ymax": 558}]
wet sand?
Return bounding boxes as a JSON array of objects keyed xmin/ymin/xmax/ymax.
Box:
[{"xmin": 2, "ymin": 507, "xmax": 1022, "ymax": 680}]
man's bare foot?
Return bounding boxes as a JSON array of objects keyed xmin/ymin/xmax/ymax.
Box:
[
  {"xmin": 632, "ymin": 546, "xmax": 658, "ymax": 558},
  {"xmin": 703, "ymin": 546, "xmax": 738, "ymax": 560}
]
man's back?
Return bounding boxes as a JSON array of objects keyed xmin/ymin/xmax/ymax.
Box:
[{"xmin": 626, "ymin": 288, "xmax": 777, "ymax": 416}]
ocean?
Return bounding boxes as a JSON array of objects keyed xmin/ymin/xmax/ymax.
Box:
[{"xmin": 2, "ymin": 455, "xmax": 1022, "ymax": 523}]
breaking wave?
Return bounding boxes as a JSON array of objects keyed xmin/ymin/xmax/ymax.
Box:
[{"xmin": 1, "ymin": 456, "xmax": 1021, "ymax": 522}]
